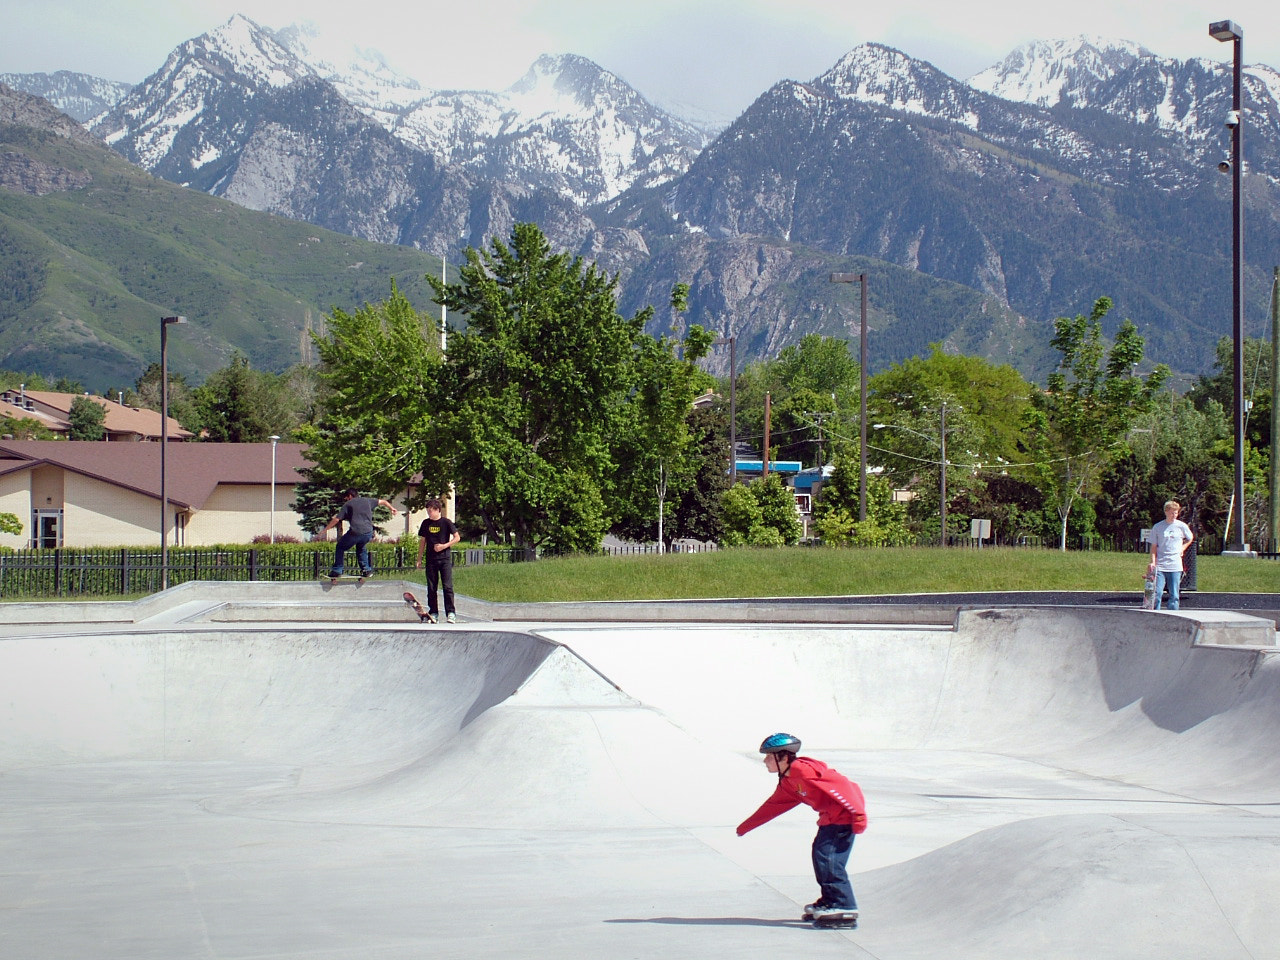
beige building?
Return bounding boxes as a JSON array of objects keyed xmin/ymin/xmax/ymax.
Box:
[
  {"xmin": 0, "ymin": 441, "xmax": 433, "ymax": 549},
  {"xmin": 0, "ymin": 389, "xmax": 195, "ymax": 441}
]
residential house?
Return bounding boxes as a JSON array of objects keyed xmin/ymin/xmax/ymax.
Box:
[
  {"xmin": 0, "ymin": 389, "xmax": 194, "ymax": 441},
  {"xmin": 0, "ymin": 441, "xmax": 433, "ymax": 549}
]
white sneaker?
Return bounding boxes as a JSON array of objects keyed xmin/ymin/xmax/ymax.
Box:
[{"xmin": 446, "ymin": 613, "xmax": 457, "ymax": 623}]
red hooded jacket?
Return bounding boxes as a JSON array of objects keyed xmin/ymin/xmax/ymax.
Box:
[{"xmin": 736, "ymin": 757, "xmax": 868, "ymax": 836}]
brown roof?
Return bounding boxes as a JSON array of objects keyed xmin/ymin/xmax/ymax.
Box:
[
  {"xmin": 0, "ymin": 390, "xmax": 194, "ymax": 440},
  {"xmin": 0, "ymin": 441, "xmax": 311, "ymax": 510}
]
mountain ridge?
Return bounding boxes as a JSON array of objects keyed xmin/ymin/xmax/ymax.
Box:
[{"xmin": 5, "ymin": 25, "xmax": 1280, "ymax": 386}]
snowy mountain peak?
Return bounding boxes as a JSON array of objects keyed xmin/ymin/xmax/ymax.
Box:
[
  {"xmin": 968, "ymin": 36, "xmax": 1155, "ymax": 107},
  {"xmin": 811, "ymin": 42, "xmax": 981, "ymax": 125},
  {"xmin": 172, "ymin": 15, "xmax": 311, "ymax": 90},
  {"xmin": 273, "ymin": 20, "xmax": 424, "ymax": 111}
]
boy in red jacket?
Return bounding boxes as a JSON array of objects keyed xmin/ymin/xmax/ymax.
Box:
[{"xmin": 737, "ymin": 733, "xmax": 867, "ymax": 924}]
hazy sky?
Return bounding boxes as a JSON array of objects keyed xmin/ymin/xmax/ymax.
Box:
[{"xmin": 4, "ymin": 0, "xmax": 1275, "ymax": 121}]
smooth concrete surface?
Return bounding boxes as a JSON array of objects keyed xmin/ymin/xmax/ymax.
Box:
[{"xmin": 2, "ymin": 587, "xmax": 1279, "ymax": 959}]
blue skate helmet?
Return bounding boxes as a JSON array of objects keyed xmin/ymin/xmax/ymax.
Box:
[{"xmin": 759, "ymin": 733, "xmax": 801, "ymax": 755}]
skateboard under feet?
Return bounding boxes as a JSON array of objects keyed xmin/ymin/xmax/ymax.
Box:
[
  {"xmin": 324, "ymin": 572, "xmax": 370, "ymax": 585},
  {"xmin": 403, "ymin": 591, "xmax": 436, "ymax": 623},
  {"xmin": 812, "ymin": 913, "xmax": 858, "ymax": 929}
]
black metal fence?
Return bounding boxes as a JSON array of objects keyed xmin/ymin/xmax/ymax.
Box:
[{"xmin": 0, "ymin": 544, "xmax": 426, "ymax": 599}]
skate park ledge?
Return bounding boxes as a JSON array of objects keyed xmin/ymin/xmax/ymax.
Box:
[{"xmin": 0, "ymin": 579, "xmax": 1275, "ymax": 648}]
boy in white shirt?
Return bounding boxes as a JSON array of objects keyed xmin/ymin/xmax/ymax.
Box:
[{"xmin": 1148, "ymin": 500, "xmax": 1194, "ymax": 610}]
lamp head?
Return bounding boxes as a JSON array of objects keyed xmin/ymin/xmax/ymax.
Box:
[
  {"xmin": 1218, "ymin": 158, "xmax": 1232, "ymax": 173},
  {"xmin": 1209, "ymin": 20, "xmax": 1242, "ymax": 42}
]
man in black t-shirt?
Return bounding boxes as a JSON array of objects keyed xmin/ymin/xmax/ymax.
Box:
[{"xmin": 416, "ymin": 498, "xmax": 461, "ymax": 622}]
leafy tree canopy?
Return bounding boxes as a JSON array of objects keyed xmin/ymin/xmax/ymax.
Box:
[
  {"xmin": 1025, "ymin": 296, "xmax": 1170, "ymax": 549},
  {"xmin": 67, "ymin": 395, "xmax": 106, "ymax": 441}
]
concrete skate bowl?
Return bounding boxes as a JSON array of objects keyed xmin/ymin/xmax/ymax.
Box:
[{"xmin": 1, "ymin": 605, "xmax": 1278, "ymax": 960}]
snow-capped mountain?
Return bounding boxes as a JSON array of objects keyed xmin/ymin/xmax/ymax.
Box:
[
  {"xmin": 8, "ymin": 24, "xmax": 1280, "ymax": 384},
  {"xmin": 968, "ymin": 37, "xmax": 1154, "ymax": 107},
  {"xmin": 387, "ymin": 53, "xmax": 708, "ymax": 204},
  {"xmin": 649, "ymin": 38, "xmax": 1280, "ymax": 376},
  {"xmin": 92, "ymin": 15, "xmax": 705, "ymax": 211},
  {"xmin": 0, "ymin": 70, "xmax": 132, "ymax": 123},
  {"xmin": 969, "ymin": 36, "xmax": 1280, "ymax": 168}
]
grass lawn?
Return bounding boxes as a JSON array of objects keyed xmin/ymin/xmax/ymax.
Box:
[{"xmin": 452, "ymin": 546, "xmax": 1279, "ymax": 603}]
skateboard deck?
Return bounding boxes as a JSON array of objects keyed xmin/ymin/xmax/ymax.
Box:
[
  {"xmin": 403, "ymin": 591, "xmax": 436, "ymax": 623},
  {"xmin": 322, "ymin": 573, "xmax": 369, "ymax": 584},
  {"xmin": 1141, "ymin": 574, "xmax": 1157, "ymax": 609},
  {"xmin": 812, "ymin": 913, "xmax": 858, "ymax": 929}
]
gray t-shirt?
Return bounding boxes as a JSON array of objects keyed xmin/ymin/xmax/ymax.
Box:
[{"xmin": 338, "ymin": 497, "xmax": 377, "ymax": 537}]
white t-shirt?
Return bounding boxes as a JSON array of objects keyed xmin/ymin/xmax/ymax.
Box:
[{"xmin": 1150, "ymin": 519, "xmax": 1194, "ymax": 572}]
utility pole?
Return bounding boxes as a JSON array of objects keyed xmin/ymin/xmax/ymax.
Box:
[
  {"xmin": 939, "ymin": 401, "xmax": 948, "ymax": 546},
  {"xmin": 1271, "ymin": 266, "xmax": 1279, "ymax": 548}
]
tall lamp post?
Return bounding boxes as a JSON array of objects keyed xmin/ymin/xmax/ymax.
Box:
[
  {"xmin": 873, "ymin": 401, "xmax": 950, "ymax": 545},
  {"xmin": 1210, "ymin": 19, "xmax": 1251, "ymax": 555},
  {"xmin": 713, "ymin": 335, "xmax": 738, "ymax": 484},
  {"xmin": 268, "ymin": 435, "xmax": 281, "ymax": 544},
  {"xmin": 159, "ymin": 315, "xmax": 187, "ymax": 590},
  {"xmin": 830, "ymin": 273, "xmax": 869, "ymax": 521}
]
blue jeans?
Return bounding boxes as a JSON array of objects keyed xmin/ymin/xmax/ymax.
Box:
[
  {"xmin": 1155, "ymin": 570, "xmax": 1182, "ymax": 610},
  {"xmin": 811, "ymin": 824, "xmax": 857, "ymax": 910},
  {"xmin": 331, "ymin": 530, "xmax": 372, "ymax": 576}
]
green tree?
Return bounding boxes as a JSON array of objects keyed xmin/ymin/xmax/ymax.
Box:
[
  {"xmin": 0, "ymin": 413, "xmax": 57, "ymax": 440},
  {"xmin": 815, "ymin": 476, "xmax": 912, "ymax": 546},
  {"xmin": 67, "ymin": 395, "xmax": 106, "ymax": 440},
  {"xmin": 869, "ymin": 345, "xmax": 1033, "ymax": 468},
  {"xmin": 609, "ymin": 293, "xmax": 715, "ymax": 547},
  {"xmin": 191, "ymin": 353, "xmax": 276, "ymax": 443},
  {"xmin": 1025, "ymin": 297, "xmax": 1170, "ymax": 550},
  {"xmin": 301, "ymin": 281, "xmax": 446, "ymax": 501},
  {"xmin": 0, "ymin": 511, "xmax": 21, "ymax": 536},
  {"xmin": 720, "ymin": 474, "xmax": 802, "ymax": 546},
  {"xmin": 127, "ymin": 362, "xmax": 200, "ymax": 434},
  {"xmin": 666, "ymin": 404, "xmax": 731, "ymax": 544},
  {"xmin": 428, "ymin": 223, "xmax": 649, "ymax": 553},
  {"xmin": 734, "ymin": 335, "xmax": 862, "ymax": 466},
  {"xmin": 1095, "ymin": 393, "xmax": 1233, "ymax": 543}
]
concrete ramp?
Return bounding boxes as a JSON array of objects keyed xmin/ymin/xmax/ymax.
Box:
[{"xmin": 1, "ymin": 599, "xmax": 1278, "ymax": 959}]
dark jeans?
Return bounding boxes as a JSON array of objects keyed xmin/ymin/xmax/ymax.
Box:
[
  {"xmin": 425, "ymin": 561, "xmax": 454, "ymax": 615},
  {"xmin": 331, "ymin": 530, "xmax": 372, "ymax": 576},
  {"xmin": 811, "ymin": 824, "xmax": 857, "ymax": 910}
]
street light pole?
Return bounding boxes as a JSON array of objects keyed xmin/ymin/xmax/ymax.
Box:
[
  {"xmin": 269, "ymin": 435, "xmax": 281, "ymax": 544},
  {"xmin": 1210, "ymin": 19, "xmax": 1251, "ymax": 554},
  {"xmin": 830, "ymin": 272, "xmax": 869, "ymax": 521},
  {"xmin": 939, "ymin": 401, "xmax": 948, "ymax": 547},
  {"xmin": 159, "ymin": 315, "xmax": 187, "ymax": 590}
]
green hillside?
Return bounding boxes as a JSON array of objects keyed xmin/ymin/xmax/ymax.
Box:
[{"xmin": 0, "ymin": 123, "xmax": 442, "ymax": 391}]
